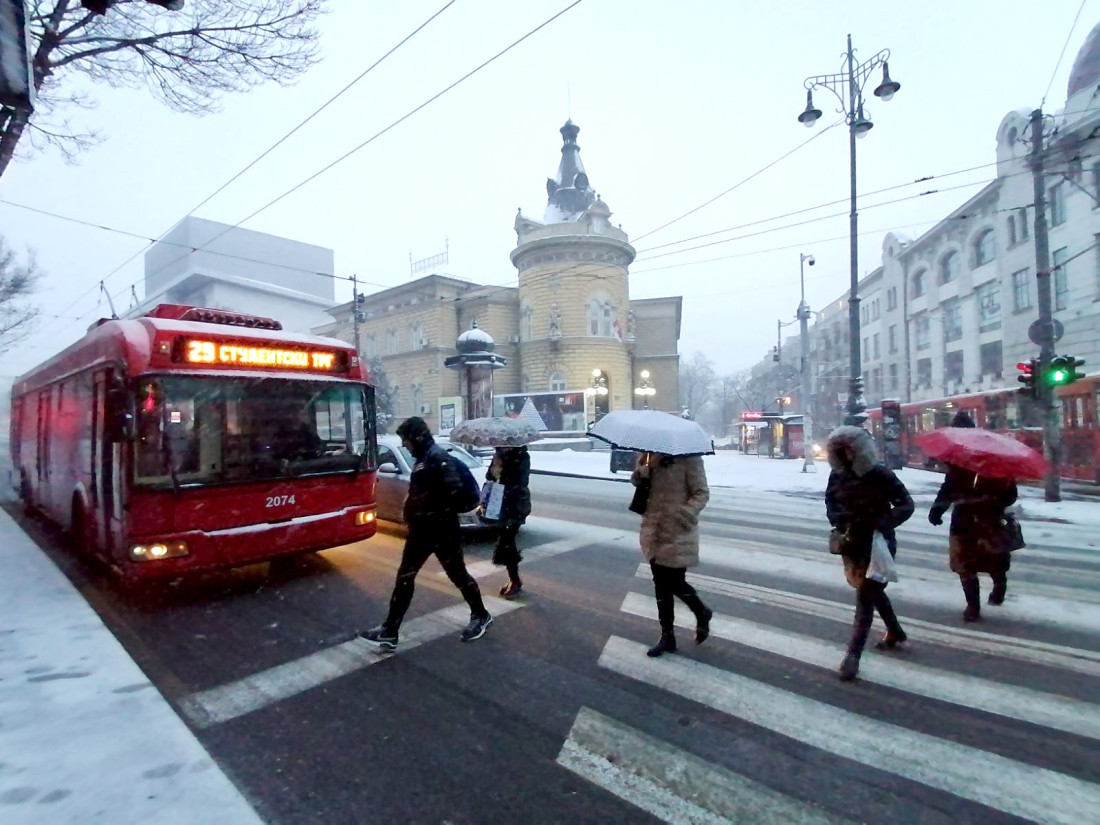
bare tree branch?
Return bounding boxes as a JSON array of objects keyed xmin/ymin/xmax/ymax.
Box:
[
  {"xmin": 1, "ymin": 0, "xmax": 325, "ymax": 177},
  {"xmin": 0, "ymin": 237, "xmax": 43, "ymax": 356}
]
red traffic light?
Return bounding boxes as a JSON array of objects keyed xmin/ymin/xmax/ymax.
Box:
[{"xmin": 1016, "ymin": 362, "xmax": 1033, "ymax": 374}]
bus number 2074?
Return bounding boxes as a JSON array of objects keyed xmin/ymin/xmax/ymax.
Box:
[{"xmin": 266, "ymin": 495, "xmax": 296, "ymax": 508}]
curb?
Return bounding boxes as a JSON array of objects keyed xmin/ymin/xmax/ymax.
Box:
[{"xmin": 529, "ymin": 469, "xmax": 632, "ymax": 483}]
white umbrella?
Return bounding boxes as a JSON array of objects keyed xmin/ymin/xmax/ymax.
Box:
[
  {"xmin": 589, "ymin": 410, "xmax": 714, "ymax": 456},
  {"xmin": 448, "ymin": 416, "xmax": 542, "ymax": 447}
]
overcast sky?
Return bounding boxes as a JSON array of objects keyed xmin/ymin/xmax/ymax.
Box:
[{"xmin": 2, "ymin": 0, "xmax": 1096, "ymax": 382}]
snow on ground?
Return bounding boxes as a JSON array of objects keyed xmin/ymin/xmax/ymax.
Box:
[{"xmin": 529, "ymin": 449, "xmax": 1100, "ymax": 528}]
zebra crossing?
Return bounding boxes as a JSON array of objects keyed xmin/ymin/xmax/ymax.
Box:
[{"xmin": 558, "ymin": 559, "xmax": 1100, "ymax": 824}]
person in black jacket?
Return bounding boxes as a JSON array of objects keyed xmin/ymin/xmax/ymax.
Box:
[
  {"xmin": 359, "ymin": 417, "xmax": 492, "ymax": 650},
  {"xmin": 928, "ymin": 410, "xmax": 1018, "ymax": 622},
  {"xmin": 486, "ymin": 445, "xmax": 532, "ymax": 598},
  {"xmin": 825, "ymin": 425, "xmax": 915, "ymax": 682}
]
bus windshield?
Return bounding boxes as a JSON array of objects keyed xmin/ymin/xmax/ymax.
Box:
[{"xmin": 134, "ymin": 376, "xmax": 376, "ymax": 488}]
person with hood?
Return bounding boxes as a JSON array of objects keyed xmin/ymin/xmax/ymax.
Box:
[
  {"xmin": 928, "ymin": 410, "xmax": 1018, "ymax": 622},
  {"xmin": 359, "ymin": 417, "xmax": 492, "ymax": 650},
  {"xmin": 825, "ymin": 425, "xmax": 914, "ymax": 681},
  {"xmin": 486, "ymin": 444, "xmax": 532, "ymax": 598},
  {"xmin": 631, "ymin": 452, "xmax": 712, "ymax": 658}
]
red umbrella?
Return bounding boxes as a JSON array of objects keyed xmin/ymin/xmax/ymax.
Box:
[{"xmin": 916, "ymin": 427, "xmax": 1048, "ymax": 479}]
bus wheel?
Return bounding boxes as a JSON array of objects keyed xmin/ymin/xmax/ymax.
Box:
[{"xmin": 69, "ymin": 498, "xmax": 90, "ymax": 556}]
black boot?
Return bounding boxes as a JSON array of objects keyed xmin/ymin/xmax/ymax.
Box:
[
  {"xmin": 961, "ymin": 576, "xmax": 981, "ymax": 622},
  {"xmin": 838, "ymin": 650, "xmax": 861, "ymax": 681},
  {"xmin": 647, "ymin": 633, "xmax": 677, "ymax": 658},
  {"xmin": 873, "ymin": 592, "xmax": 907, "ymax": 650},
  {"xmin": 680, "ymin": 592, "xmax": 713, "ymax": 645},
  {"xmin": 988, "ymin": 576, "xmax": 1007, "ymax": 606}
]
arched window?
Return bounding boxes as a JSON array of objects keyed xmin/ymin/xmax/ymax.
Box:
[
  {"xmin": 549, "ymin": 372, "xmax": 567, "ymax": 392},
  {"xmin": 520, "ymin": 304, "xmax": 533, "ymax": 341},
  {"xmin": 1006, "ymin": 215, "xmax": 1017, "ymax": 247},
  {"xmin": 409, "ymin": 322, "xmax": 424, "ymax": 350},
  {"xmin": 387, "ymin": 328, "xmax": 399, "ymax": 354},
  {"xmin": 363, "ymin": 333, "xmax": 376, "ymax": 359},
  {"xmin": 974, "ymin": 230, "xmax": 995, "ymax": 266},
  {"xmin": 391, "ymin": 386, "xmax": 401, "ymax": 416},
  {"xmin": 587, "ymin": 297, "xmax": 613, "ymax": 337},
  {"xmin": 411, "ymin": 382, "xmax": 423, "ymax": 415},
  {"xmin": 939, "ymin": 251, "xmax": 959, "ymax": 284},
  {"xmin": 911, "ymin": 270, "xmax": 926, "ymax": 298}
]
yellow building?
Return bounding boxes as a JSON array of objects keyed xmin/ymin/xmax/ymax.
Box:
[{"xmin": 317, "ymin": 120, "xmax": 682, "ymax": 431}]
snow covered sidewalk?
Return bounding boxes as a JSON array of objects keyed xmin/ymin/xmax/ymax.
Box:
[{"xmin": 0, "ymin": 508, "xmax": 262, "ymax": 824}]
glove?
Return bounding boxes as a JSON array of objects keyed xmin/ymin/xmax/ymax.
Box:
[{"xmin": 928, "ymin": 507, "xmax": 945, "ymax": 526}]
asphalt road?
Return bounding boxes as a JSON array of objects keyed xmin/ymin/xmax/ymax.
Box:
[{"xmin": 8, "ymin": 473, "xmax": 1100, "ymax": 824}]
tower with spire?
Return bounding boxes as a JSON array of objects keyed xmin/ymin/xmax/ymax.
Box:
[{"xmin": 511, "ymin": 120, "xmax": 637, "ymax": 418}]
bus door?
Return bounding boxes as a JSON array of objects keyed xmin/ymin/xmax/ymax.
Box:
[
  {"xmin": 93, "ymin": 371, "xmax": 123, "ymax": 556},
  {"xmin": 35, "ymin": 389, "xmax": 51, "ymax": 505}
]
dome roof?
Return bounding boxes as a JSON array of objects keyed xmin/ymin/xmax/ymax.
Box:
[
  {"xmin": 1067, "ymin": 21, "xmax": 1100, "ymax": 100},
  {"xmin": 456, "ymin": 322, "xmax": 495, "ymax": 353}
]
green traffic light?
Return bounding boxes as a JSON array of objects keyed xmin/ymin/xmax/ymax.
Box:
[{"xmin": 1051, "ymin": 368, "xmax": 1069, "ymax": 384}]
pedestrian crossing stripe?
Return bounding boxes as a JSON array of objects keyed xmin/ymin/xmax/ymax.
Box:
[
  {"xmin": 598, "ymin": 636, "xmax": 1100, "ymax": 825},
  {"xmin": 557, "ymin": 707, "xmax": 851, "ymax": 825},
  {"xmin": 634, "ymin": 564, "xmax": 1100, "ymax": 677},
  {"xmin": 459, "ymin": 535, "xmax": 595, "ymax": 580},
  {"xmin": 619, "ymin": 592, "xmax": 1100, "ymax": 740}
]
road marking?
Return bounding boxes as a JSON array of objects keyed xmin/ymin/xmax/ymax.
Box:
[
  {"xmin": 635, "ymin": 565, "xmax": 1100, "ymax": 677},
  {"xmin": 557, "ymin": 707, "xmax": 849, "ymax": 825},
  {"xmin": 458, "ymin": 535, "xmax": 595, "ymax": 580},
  {"xmin": 620, "ymin": 592, "xmax": 1100, "ymax": 739},
  {"xmin": 599, "ymin": 636, "xmax": 1100, "ymax": 825},
  {"xmin": 178, "ymin": 596, "xmax": 523, "ymax": 728}
]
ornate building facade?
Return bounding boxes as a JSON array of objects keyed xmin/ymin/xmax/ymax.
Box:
[{"xmin": 317, "ymin": 121, "xmax": 683, "ymax": 431}]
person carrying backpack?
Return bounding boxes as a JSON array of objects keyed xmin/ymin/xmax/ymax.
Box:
[{"xmin": 359, "ymin": 417, "xmax": 492, "ymax": 650}]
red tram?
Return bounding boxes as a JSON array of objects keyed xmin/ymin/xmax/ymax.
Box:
[{"xmin": 866, "ymin": 375, "xmax": 1100, "ymax": 484}]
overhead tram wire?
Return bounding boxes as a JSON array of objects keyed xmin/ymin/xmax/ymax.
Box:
[
  {"xmin": 43, "ymin": 0, "xmax": 459, "ymax": 324},
  {"xmin": 115, "ymin": 0, "xmax": 588, "ymax": 318},
  {"xmin": 1042, "ymin": 0, "xmax": 1088, "ymax": 107}
]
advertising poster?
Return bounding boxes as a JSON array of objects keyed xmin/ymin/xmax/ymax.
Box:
[
  {"xmin": 493, "ymin": 390, "xmax": 588, "ymax": 433},
  {"xmin": 437, "ymin": 396, "xmax": 463, "ymax": 434}
]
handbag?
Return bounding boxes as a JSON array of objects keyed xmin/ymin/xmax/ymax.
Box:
[
  {"xmin": 629, "ymin": 478, "xmax": 651, "ymax": 515},
  {"xmin": 1002, "ymin": 514, "xmax": 1025, "ymax": 552},
  {"xmin": 829, "ymin": 527, "xmax": 852, "ymax": 555}
]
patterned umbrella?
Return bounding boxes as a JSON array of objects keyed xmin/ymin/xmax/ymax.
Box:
[
  {"xmin": 589, "ymin": 410, "xmax": 714, "ymax": 456},
  {"xmin": 448, "ymin": 417, "xmax": 542, "ymax": 447}
]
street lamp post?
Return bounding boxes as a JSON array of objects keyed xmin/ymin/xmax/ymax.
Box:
[
  {"xmin": 587, "ymin": 368, "xmax": 609, "ymax": 423},
  {"xmin": 799, "ymin": 35, "xmax": 900, "ymax": 426},
  {"xmin": 798, "ymin": 253, "xmax": 816, "ymax": 472},
  {"xmin": 634, "ymin": 369, "xmax": 656, "ymax": 410}
]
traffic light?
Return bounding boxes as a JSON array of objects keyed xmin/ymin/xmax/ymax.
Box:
[
  {"xmin": 1016, "ymin": 360, "xmax": 1037, "ymax": 399},
  {"xmin": 1050, "ymin": 355, "xmax": 1087, "ymax": 386},
  {"xmin": 772, "ymin": 346, "xmax": 780, "ymax": 362}
]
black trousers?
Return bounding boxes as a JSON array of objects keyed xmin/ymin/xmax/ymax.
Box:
[
  {"xmin": 650, "ymin": 561, "xmax": 709, "ymax": 633},
  {"xmin": 384, "ymin": 520, "xmax": 487, "ymax": 633},
  {"xmin": 848, "ymin": 579, "xmax": 903, "ymax": 657}
]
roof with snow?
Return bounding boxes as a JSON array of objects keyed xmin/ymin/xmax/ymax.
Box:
[{"xmin": 543, "ymin": 119, "xmax": 597, "ymax": 222}]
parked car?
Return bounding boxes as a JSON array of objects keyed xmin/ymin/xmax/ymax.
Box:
[{"xmin": 375, "ymin": 434, "xmax": 490, "ymax": 530}]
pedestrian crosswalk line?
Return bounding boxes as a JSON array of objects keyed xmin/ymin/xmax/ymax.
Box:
[
  {"xmin": 177, "ymin": 596, "xmax": 523, "ymax": 729},
  {"xmin": 599, "ymin": 636, "xmax": 1100, "ymax": 825},
  {"xmin": 456, "ymin": 535, "xmax": 595, "ymax": 580},
  {"xmin": 634, "ymin": 565, "xmax": 1100, "ymax": 676},
  {"xmin": 556, "ymin": 707, "xmax": 849, "ymax": 825},
  {"xmin": 619, "ymin": 592, "xmax": 1100, "ymax": 740}
]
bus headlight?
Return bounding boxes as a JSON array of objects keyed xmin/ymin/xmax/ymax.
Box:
[
  {"xmin": 355, "ymin": 510, "xmax": 376, "ymax": 526},
  {"xmin": 130, "ymin": 541, "xmax": 189, "ymax": 562}
]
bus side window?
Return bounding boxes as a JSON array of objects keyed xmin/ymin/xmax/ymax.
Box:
[{"xmin": 106, "ymin": 380, "xmax": 133, "ymax": 442}]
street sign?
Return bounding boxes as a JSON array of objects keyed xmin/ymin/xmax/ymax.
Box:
[{"xmin": 1028, "ymin": 318, "xmax": 1064, "ymax": 346}]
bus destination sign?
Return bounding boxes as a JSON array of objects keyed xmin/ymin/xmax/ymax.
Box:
[{"xmin": 184, "ymin": 339, "xmax": 338, "ymax": 371}]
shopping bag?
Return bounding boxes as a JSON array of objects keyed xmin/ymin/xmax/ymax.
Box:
[
  {"xmin": 481, "ymin": 481, "xmax": 504, "ymax": 521},
  {"xmin": 866, "ymin": 532, "xmax": 898, "ymax": 584}
]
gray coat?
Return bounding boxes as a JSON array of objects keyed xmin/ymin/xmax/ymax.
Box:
[{"xmin": 631, "ymin": 454, "xmax": 710, "ymax": 568}]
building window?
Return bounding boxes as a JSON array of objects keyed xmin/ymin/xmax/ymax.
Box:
[
  {"xmin": 976, "ymin": 280, "xmax": 1001, "ymax": 331},
  {"xmin": 980, "ymin": 340, "xmax": 1003, "ymax": 377},
  {"xmin": 363, "ymin": 333, "xmax": 376, "ymax": 359},
  {"xmin": 945, "ymin": 350, "xmax": 964, "ymax": 385},
  {"xmin": 873, "ymin": 333, "xmax": 880, "ymax": 359},
  {"xmin": 974, "ymin": 229, "xmax": 995, "ymax": 266},
  {"xmin": 1007, "ymin": 215, "xmax": 1017, "ymax": 247},
  {"xmin": 863, "ymin": 337, "xmax": 870, "ymax": 360},
  {"xmin": 409, "ymin": 322, "xmax": 424, "ymax": 350},
  {"xmin": 387, "ymin": 328, "xmax": 398, "ymax": 355},
  {"xmin": 872, "ymin": 299, "xmax": 880, "ymax": 321},
  {"xmin": 1049, "ymin": 182, "xmax": 1066, "ymax": 226},
  {"xmin": 915, "ymin": 315, "xmax": 931, "ymax": 350},
  {"xmin": 889, "ymin": 363, "xmax": 899, "ymax": 391},
  {"xmin": 1018, "ymin": 207, "xmax": 1029, "ymax": 240},
  {"xmin": 587, "ymin": 298, "xmax": 613, "ymax": 337},
  {"xmin": 520, "ymin": 305, "xmax": 533, "ymax": 341},
  {"xmin": 1093, "ymin": 162, "xmax": 1100, "ymax": 206},
  {"xmin": 911, "ymin": 270, "xmax": 926, "ymax": 298},
  {"xmin": 939, "ymin": 251, "xmax": 959, "ymax": 284},
  {"xmin": 886, "ymin": 287, "xmax": 897, "ymax": 311},
  {"xmin": 549, "ymin": 371, "xmax": 567, "ymax": 392},
  {"xmin": 412, "ymin": 382, "xmax": 423, "ymax": 415},
  {"xmin": 942, "ymin": 298, "xmax": 962, "ymax": 343},
  {"xmin": 1053, "ymin": 246, "xmax": 1069, "ymax": 311},
  {"xmin": 391, "ymin": 386, "xmax": 401, "ymax": 415},
  {"xmin": 1012, "ymin": 268, "xmax": 1031, "ymax": 311},
  {"xmin": 888, "ymin": 325, "xmax": 898, "ymax": 353},
  {"xmin": 917, "ymin": 357, "xmax": 932, "ymax": 387}
]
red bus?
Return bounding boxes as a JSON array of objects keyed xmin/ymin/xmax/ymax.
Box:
[
  {"xmin": 9, "ymin": 304, "xmax": 378, "ymax": 579},
  {"xmin": 866, "ymin": 375, "xmax": 1100, "ymax": 484}
]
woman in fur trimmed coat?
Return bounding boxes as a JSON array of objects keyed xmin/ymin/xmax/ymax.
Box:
[
  {"xmin": 825, "ymin": 426, "xmax": 914, "ymax": 681},
  {"xmin": 631, "ymin": 452, "xmax": 713, "ymax": 658}
]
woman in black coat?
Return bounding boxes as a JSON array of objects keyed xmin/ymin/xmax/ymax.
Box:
[
  {"xmin": 928, "ymin": 411, "xmax": 1018, "ymax": 622},
  {"xmin": 486, "ymin": 445, "xmax": 532, "ymax": 598},
  {"xmin": 825, "ymin": 426, "xmax": 915, "ymax": 681}
]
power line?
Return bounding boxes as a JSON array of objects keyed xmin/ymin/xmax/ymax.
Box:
[{"xmin": 1043, "ymin": 0, "xmax": 1088, "ymax": 107}]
